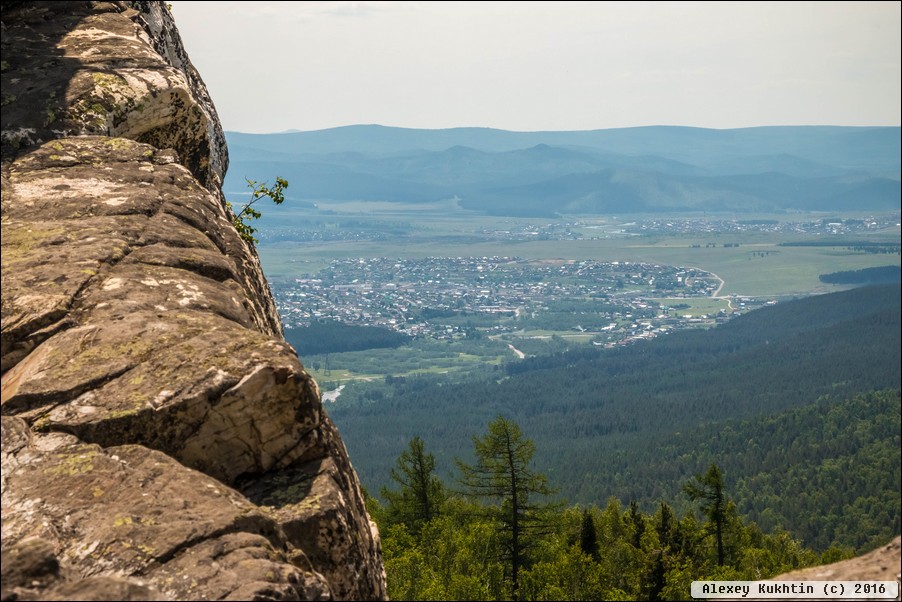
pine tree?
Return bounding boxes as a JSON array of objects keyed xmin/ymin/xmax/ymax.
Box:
[
  {"xmin": 456, "ymin": 416, "xmax": 557, "ymax": 600},
  {"xmin": 628, "ymin": 500, "xmax": 645, "ymax": 548},
  {"xmin": 656, "ymin": 501, "xmax": 675, "ymax": 551},
  {"xmin": 684, "ymin": 463, "xmax": 728, "ymax": 566},
  {"xmin": 579, "ymin": 507, "xmax": 599, "ymax": 560},
  {"xmin": 381, "ymin": 436, "xmax": 446, "ymax": 533},
  {"xmin": 642, "ymin": 549, "xmax": 667, "ymax": 602}
]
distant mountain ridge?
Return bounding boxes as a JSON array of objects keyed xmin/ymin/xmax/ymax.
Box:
[{"xmin": 225, "ymin": 125, "xmax": 901, "ymax": 216}]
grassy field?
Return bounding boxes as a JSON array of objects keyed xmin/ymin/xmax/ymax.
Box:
[
  {"xmin": 651, "ymin": 297, "xmax": 732, "ymax": 316},
  {"xmin": 502, "ymin": 330, "xmax": 596, "ymax": 341},
  {"xmin": 259, "ymin": 211, "xmax": 900, "ymax": 298},
  {"xmin": 300, "ymin": 339, "xmax": 510, "ymax": 385}
]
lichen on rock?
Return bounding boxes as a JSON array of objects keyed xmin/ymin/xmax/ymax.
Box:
[
  {"xmin": 2, "ymin": 416, "xmax": 330, "ymax": 601},
  {"xmin": 1, "ymin": 2, "xmax": 386, "ymax": 600}
]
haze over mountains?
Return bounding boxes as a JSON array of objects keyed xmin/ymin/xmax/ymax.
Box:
[{"xmin": 225, "ymin": 125, "xmax": 900, "ymax": 216}]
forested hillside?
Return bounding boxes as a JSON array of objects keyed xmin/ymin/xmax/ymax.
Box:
[
  {"xmin": 819, "ymin": 265, "xmax": 901, "ymax": 285},
  {"xmin": 332, "ymin": 285, "xmax": 901, "ymax": 553}
]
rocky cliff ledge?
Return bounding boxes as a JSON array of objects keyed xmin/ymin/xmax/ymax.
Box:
[
  {"xmin": 758, "ymin": 537, "xmax": 901, "ymax": 601},
  {"xmin": 1, "ymin": 2, "xmax": 386, "ymax": 600}
]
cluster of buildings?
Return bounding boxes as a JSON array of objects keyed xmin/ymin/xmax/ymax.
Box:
[
  {"xmin": 271, "ymin": 256, "xmax": 733, "ymax": 344},
  {"xmin": 616, "ymin": 215, "xmax": 899, "ymax": 236}
]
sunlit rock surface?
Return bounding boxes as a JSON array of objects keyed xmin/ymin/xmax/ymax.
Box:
[{"xmin": 1, "ymin": 2, "xmax": 386, "ymax": 599}]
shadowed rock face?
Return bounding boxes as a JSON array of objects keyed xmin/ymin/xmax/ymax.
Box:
[{"xmin": 1, "ymin": 2, "xmax": 386, "ymax": 600}]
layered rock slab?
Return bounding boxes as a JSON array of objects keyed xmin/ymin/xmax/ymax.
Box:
[
  {"xmin": 1, "ymin": 416, "xmax": 330, "ymax": 601},
  {"xmin": 1, "ymin": 137, "xmax": 386, "ymax": 599},
  {"xmin": 244, "ymin": 418, "xmax": 385, "ymax": 601},
  {"xmin": 1, "ymin": 2, "xmax": 386, "ymax": 598},
  {"xmin": 1, "ymin": 139, "xmax": 308, "ymax": 484}
]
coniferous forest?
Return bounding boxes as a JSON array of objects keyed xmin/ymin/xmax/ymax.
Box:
[
  {"xmin": 370, "ymin": 412, "xmax": 887, "ymax": 600},
  {"xmin": 329, "ymin": 284, "xmax": 901, "ymax": 598},
  {"xmin": 284, "ymin": 321, "xmax": 408, "ymax": 356}
]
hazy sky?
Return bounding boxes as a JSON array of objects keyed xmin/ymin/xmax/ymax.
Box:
[{"xmin": 169, "ymin": 1, "xmax": 901, "ymax": 133}]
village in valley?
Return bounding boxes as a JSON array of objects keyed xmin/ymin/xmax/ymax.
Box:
[
  {"xmin": 262, "ymin": 212, "xmax": 900, "ymax": 355},
  {"xmin": 271, "ymin": 255, "xmax": 764, "ymax": 348}
]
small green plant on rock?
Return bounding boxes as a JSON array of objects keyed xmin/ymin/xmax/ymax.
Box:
[{"xmin": 229, "ymin": 177, "xmax": 288, "ymax": 244}]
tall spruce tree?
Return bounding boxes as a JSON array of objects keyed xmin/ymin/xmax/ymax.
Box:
[{"xmin": 456, "ymin": 416, "xmax": 556, "ymax": 600}]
